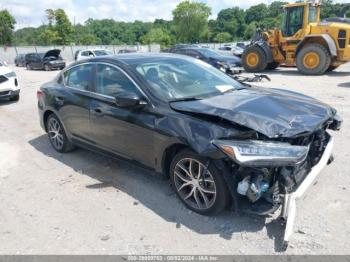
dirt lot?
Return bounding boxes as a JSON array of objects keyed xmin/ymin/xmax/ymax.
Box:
[{"xmin": 0, "ymin": 63, "xmax": 349, "ymax": 255}]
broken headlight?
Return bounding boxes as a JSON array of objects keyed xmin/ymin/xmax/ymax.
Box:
[{"xmin": 213, "ymin": 140, "xmax": 309, "ymax": 166}]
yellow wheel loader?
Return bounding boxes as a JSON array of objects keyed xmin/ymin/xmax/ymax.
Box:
[{"xmin": 242, "ymin": 1, "xmax": 350, "ymax": 75}]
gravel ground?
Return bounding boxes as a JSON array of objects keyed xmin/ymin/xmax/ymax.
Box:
[{"xmin": 0, "ymin": 63, "xmax": 349, "ymax": 255}]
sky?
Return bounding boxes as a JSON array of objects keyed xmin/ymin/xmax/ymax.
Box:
[{"xmin": 1, "ymin": 0, "xmax": 350, "ymax": 29}]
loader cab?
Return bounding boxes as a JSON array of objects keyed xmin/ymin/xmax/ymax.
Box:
[{"xmin": 282, "ymin": 3, "xmax": 321, "ymax": 37}]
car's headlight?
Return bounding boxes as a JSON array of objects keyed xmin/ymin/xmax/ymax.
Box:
[
  {"xmin": 213, "ymin": 139, "xmax": 309, "ymax": 166},
  {"xmin": 4, "ymin": 71, "xmax": 16, "ymax": 78}
]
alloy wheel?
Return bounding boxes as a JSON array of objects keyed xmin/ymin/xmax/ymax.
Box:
[
  {"xmin": 48, "ymin": 118, "xmax": 64, "ymax": 150},
  {"xmin": 173, "ymin": 158, "xmax": 217, "ymax": 210}
]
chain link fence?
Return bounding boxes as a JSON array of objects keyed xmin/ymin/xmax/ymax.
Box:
[{"xmin": 0, "ymin": 44, "xmax": 161, "ymax": 64}]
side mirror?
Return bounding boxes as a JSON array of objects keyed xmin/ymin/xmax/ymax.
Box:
[{"xmin": 115, "ymin": 93, "xmax": 147, "ymax": 108}]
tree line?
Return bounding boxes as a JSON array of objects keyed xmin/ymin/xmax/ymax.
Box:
[{"xmin": 0, "ymin": 0, "xmax": 349, "ymax": 48}]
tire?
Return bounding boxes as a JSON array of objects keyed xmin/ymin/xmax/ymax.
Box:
[
  {"xmin": 242, "ymin": 44, "xmax": 268, "ymax": 72},
  {"xmin": 170, "ymin": 149, "xmax": 230, "ymax": 215},
  {"xmin": 44, "ymin": 64, "xmax": 50, "ymax": 71},
  {"xmin": 46, "ymin": 114, "xmax": 75, "ymax": 153},
  {"xmin": 327, "ymin": 65, "xmax": 339, "ymax": 72},
  {"xmin": 266, "ymin": 61, "xmax": 280, "ymax": 70},
  {"xmin": 26, "ymin": 64, "xmax": 31, "ymax": 70},
  {"xmin": 9, "ymin": 94, "xmax": 20, "ymax": 101},
  {"xmin": 15, "ymin": 63, "xmax": 18, "ymax": 67},
  {"xmin": 296, "ymin": 44, "xmax": 331, "ymax": 75}
]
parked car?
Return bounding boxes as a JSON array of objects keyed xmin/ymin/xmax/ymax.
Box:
[
  {"xmin": 14, "ymin": 54, "xmax": 26, "ymax": 67},
  {"xmin": 0, "ymin": 61, "xmax": 20, "ymax": 101},
  {"xmin": 75, "ymin": 49, "xmax": 113, "ymax": 61},
  {"xmin": 169, "ymin": 47, "xmax": 242, "ymax": 74},
  {"xmin": 37, "ymin": 54, "xmax": 341, "ymax": 247},
  {"xmin": 218, "ymin": 45, "xmax": 244, "ymax": 57},
  {"xmin": 25, "ymin": 49, "xmax": 65, "ymax": 71},
  {"xmin": 118, "ymin": 49, "xmax": 137, "ymax": 54}
]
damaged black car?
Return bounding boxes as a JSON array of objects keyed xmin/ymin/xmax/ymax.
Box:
[
  {"xmin": 25, "ymin": 49, "xmax": 66, "ymax": 71},
  {"xmin": 37, "ymin": 54, "xmax": 342, "ymax": 247}
]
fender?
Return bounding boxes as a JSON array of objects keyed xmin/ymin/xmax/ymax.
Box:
[
  {"xmin": 255, "ymin": 40, "xmax": 274, "ymax": 63},
  {"xmin": 296, "ymin": 34, "xmax": 337, "ymax": 57}
]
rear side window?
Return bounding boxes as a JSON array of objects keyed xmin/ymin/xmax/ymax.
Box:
[
  {"xmin": 95, "ymin": 64, "xmax": 140, "ymax": 97},
  {"xmin": 81, "ymin": 51, "xmax": 89, "ymax": 56},
  {"xmin": 63, "ymin": 64, "xmax": 94, "ymax": 91}
]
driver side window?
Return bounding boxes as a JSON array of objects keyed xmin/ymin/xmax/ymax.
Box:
[
  {"xmin": 95, "ymin": 64, "xmax": 140, "ymax": 97},
  {"xmin": 283, "ymin": 6, "xmax": 304, "ymax": 37}
]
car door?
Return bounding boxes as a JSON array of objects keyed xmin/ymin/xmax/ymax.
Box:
[
  {"xmin": 89, "ymin": 62, "xmax": 156, "ymax": 167},
  {"xmin": 33, "ymin": 54, "xmax": 43, "ymax": 69},
  {"xmin": 58, "ymin": 63, "xmax": 95, "ymax": 144}
]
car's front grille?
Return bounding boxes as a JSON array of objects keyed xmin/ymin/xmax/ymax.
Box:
[{"xmin": 0, "ymin": 75, "xmax": 8, "ymax": 84}]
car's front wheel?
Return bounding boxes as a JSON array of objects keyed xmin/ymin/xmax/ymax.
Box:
[
  {"xmin": 170, "ymin": 150, "xmax": 230, "ymax": 215},
  {"xmin": 44, "ymin": 64, "xmax": 50, "ymax": 71},
  {"xmin": 46, "ymin": 114, "xmax": 75, "ymax": 153}
]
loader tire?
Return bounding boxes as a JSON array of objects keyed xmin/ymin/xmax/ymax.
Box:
[
  {"xmin": 296, "ymin": 44, "xmax": 331, "ymax": 75},
  {"xmin": 266, "ymin": 61, "xmax": 280, "ymax": 70},
  {"xmin": 327, "ymin": 65, "xmax": 339, "ymax": 72},
  {"xmin": 242, "ymin": 45, "xmax": 268, "ymax": 72}
]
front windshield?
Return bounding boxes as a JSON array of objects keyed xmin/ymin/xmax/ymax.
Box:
[
  {"xmin": 94, "ymin": 50, "xmax": 113, "ymax": 56},
  {"xmin": 133, "ymin": 57, "xmax": 244, "ymax": 101}
]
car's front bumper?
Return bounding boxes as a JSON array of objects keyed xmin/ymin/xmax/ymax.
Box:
[
  {"xmin": 0, "ymin": 77, "xmax": 20, "ymax": 99},
  {"xmin": 48, "ymin": 62, "xmax": 66, "ymax": 69},
  {"xmin": 281, "ymin": 133, "xmax": 334, "ymax": 246},
  {"xmin": 0, "ymin": 89, "xmax": 20, "ymax": 98}
]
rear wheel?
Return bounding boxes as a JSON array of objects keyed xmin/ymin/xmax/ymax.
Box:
[
  {"xmin": 26, "ymin": 64, "xmax": 31, "ymax": 70},
  {"xmin": 44, "ymin": 64, "xmax": 50, "ymax": 71},
  {"xmin": 296, "ymin": 44, "xmax": 331, "ymax": 75},
  {"xmin": 170, "ymin": 150, "xmax": 230, "ymax": 215},
  {"xmin": 242, "ymin": 45, "xmax": 268, "ymax": 72},
  {"xmin": 46, "ymin": 114, "xmax": 75, "ymax": 153}
]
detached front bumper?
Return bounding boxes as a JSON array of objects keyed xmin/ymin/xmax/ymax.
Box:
[{"xmin": 281, "ymin": 133, "xmax": 334, "ymax": 246}]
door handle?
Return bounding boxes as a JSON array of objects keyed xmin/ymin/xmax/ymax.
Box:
[
  {"xmin": 90, "ymin": 108, "xmax": 104, "ymax": 117},
  {"xmin": 55, "ymin": 96, "xmax": 64, "ymax": 105}
]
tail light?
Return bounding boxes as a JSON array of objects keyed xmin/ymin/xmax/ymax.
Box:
[{"xmin": 37, "ymin": 90, "xmax": 43, "ymax": 99}]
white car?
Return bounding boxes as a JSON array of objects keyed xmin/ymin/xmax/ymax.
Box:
[
  {"xmin": 74, "ymin": 49, "xmax": 113, "ymax": 61},
  {"xmin": 0, "ymin": 61, "xmax": 20, "ymax": 101}
]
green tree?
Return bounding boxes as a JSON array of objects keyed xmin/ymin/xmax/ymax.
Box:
[
  {"xmin": 216, "ymin": 8, "xmax": 246, "ymax": 39},
  {"xmin": 214, "ymin": 32, "xmax": 232, "ymax": 43},
  {"xmin": 172, "ymin": 1, "xmax": 211, "ymax": 43},
  {"xmin": 245, "ymin": 4, "xmax": 268, "ymax": 25},
  {"xmin": 244, "ymin": 22, "xmax": 256, "ymax": 40},
  {"xmin": 45, "ymin": 9, "xmax": 73, "ymax": 45},
  {"xmin": 141, "ymin": 28, "xmax": 171, "ymax": 47},
  {"xmin": 0, "ymin": 9, "xmax": 16, "ymax": 46}
]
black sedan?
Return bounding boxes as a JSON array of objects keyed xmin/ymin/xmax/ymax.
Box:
[
  {"xmin": 168, "ymin": 47, "xmax": 242, "ymax": 74},
  {"xmin": 37, "ymin": 54, "xmax": 341, "ymax": 246}
]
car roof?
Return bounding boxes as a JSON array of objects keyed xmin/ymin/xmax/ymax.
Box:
[{"xmin": 73, "ymin": 53, "xmax": 194, "ymax": 67}]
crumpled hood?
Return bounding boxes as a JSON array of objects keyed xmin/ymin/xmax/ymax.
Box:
[
  {"xmin": 170, "ymin": 87, "xmax": 336, "ymax": 138},
  {"xmin": 214, "ymin": 55, "xmax": 241, "ymax": 65},
  {"xmin": 44, "ymin": 49, "xmax": 61, "ymax": 58}
]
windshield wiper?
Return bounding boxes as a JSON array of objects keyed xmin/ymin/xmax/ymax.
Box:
[
  {"xmin": 169, "ymin": 97, "xmax": 202, "ymax": 102},
  {"xmin": 222, "ymin": 87, "xmax": 245, "ymax": 94}
]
